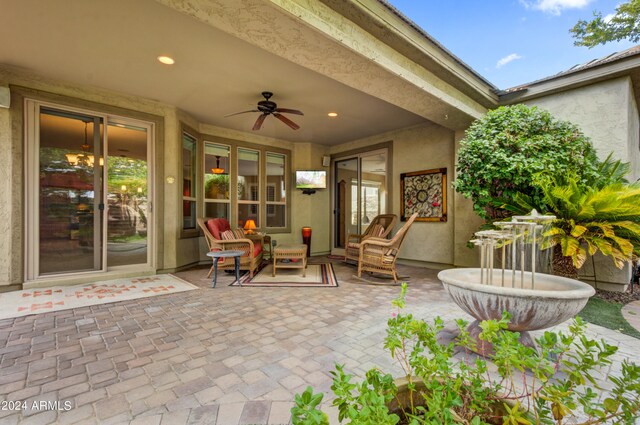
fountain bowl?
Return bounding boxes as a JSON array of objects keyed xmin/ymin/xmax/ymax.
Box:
[{"xmin": 438, "ymin": 268, "xmax": 595, "ymax": 332}]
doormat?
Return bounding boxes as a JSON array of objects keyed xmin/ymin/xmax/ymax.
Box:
[
  {"xmin": 0, "ymin": 274, "xmax": 198, "ymax": 320},
  {"xmin": 327, "ymin": 254, "xmax": 345, "ymax": 260},
  {"xmin": 232, "ymin": 263, "xmax": 338, "ymax": 287}
]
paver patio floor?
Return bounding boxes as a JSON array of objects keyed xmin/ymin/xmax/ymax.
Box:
[{"xmin": 0, "ymin": 258, "xmax": 638, "ymax": 424}]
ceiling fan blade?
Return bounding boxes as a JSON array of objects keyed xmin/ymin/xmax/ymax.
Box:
[
  {"xmin": 275, "ymin": 108, "xmax": 304, "ymax": 116},
  {"xmin": 252, "ymin": 114, "xmax": 267, "ymax": 131},
  {"xmin": 224, "ymin": 109, "xmax": 259, "ymax": 117},
  {"xmin": 273, "ymin": 113, "xmax": 300, "ymax": 130}
]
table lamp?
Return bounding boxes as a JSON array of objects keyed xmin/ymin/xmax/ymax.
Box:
[{"xmin": 244, "ymin": 219, "xmax": 257, "ymax": 234}]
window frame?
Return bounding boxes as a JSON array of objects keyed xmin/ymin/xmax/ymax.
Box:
[
  {"xmin": 265, "ymin": 151, "xmax": 287, "ymax": 228},
  {"xmin": 199, "ymin": 134, "xmax": 291, "ymax": 234},
  {"xmin": 203, "ymin": 141, "xmax": 231, "ymax": 221},
  {"xmin": 180, "ymin": 125, "xmax": 199, "ymax": 238},
  {"xmin": 237, "ymin": 147, "xmax": 261, "ymax": 228}
]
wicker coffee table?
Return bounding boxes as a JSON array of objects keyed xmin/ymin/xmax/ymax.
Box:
[{"xmin": 272, "ymin": 244, "xmax": 307, "ymax": 277}]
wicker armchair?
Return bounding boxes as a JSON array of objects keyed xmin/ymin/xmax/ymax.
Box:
[
  {"xmin": 197, "ymin": 217, "xmax": 263, "ymax": 279},
  {"xmin": 357, "ymin": 212, "xmax": 418, "ymax": 283},
  {"xmin": 344, "ymin": 214, "xmax": 398, "ymax": 264}
]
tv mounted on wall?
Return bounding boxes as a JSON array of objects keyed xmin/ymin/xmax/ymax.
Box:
[{"xmin": 295, "ymin": 170, "xmax": 326, "ymax": 194}]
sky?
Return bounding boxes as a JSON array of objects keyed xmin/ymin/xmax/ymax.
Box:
[{"xmin": 386, "ymin": 0, "xmax": 636, "ymax": 89}]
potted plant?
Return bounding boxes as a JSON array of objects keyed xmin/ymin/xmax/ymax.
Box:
[{"xmin": 291, "ymin": 284, "xmax": 640, "ymax": 424}]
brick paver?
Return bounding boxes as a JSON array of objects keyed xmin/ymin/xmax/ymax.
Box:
[{"xmin": 0, "ymin": 259, "xmax": 638, "ymax": 424}]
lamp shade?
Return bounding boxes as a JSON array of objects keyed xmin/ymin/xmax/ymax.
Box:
[{"xmin": 244, "ymin": 219, "xmax": 257, "ymax": 233}]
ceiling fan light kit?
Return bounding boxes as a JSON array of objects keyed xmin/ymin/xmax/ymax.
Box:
[{"xmin": 226, "ymin": 91, "xmax": 303, "ymax": 131}]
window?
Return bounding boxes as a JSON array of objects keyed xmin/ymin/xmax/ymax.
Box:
[
  {"xmin": 237, "ymin": 148, "xmax": 260, "ymax": 228},
  {"xmin": 197, "ymin": 132, "xmax": 290, "ymax": 234},
  {"xmin": 204, "ymin": 142, "xmax": 230, "ymax": 219},
  {"xmin": 182, "ymin": 131, "xmax": 197, "ymax": 231},
  {"xmin": 266, "ymin": 152, "xmax": 286, "ymax": 227}
]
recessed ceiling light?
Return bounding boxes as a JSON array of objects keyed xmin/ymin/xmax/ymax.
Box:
[
  {"xmin": 327, "ymin": 112, "xmax": 338, "ymax": 117},
  {"xmin": 157, "ymin": 56, "xmax": 175, "ymax": 65}
]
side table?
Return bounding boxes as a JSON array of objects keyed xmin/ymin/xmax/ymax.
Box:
[
  {"xmin": 272, "ymin": 244, "xmax": 307, "ymax": 277},
  {"xmin": 245, "ymin": 233, "xmax": 272, "ymax": 260},
  {"xmin": 206, "ymin": 250, "xmax": 244, "ymax": 287}
]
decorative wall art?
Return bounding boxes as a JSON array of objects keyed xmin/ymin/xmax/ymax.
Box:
[{"xmin": 400, "ymin": 168, "xmax": 447, "ymax": 222}]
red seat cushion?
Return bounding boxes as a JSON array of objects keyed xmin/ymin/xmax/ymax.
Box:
[
  {"xmin": 253, "ymin": 242, "xmax": 262, "ymax": 257},
  {"xmin": 206, "ymin": 218, "xmax": 231, "ymax": 240}
]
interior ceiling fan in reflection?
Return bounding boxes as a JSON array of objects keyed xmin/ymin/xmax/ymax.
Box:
[{"xmin": 225, "ymin": 91, "xmax": 303, "ymax": 130}]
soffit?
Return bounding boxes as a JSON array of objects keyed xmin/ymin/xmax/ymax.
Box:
[
  {"xmin": 0, "ymin": 0, "xmax": 430, "ymax": 145},
  {"xmin": 318, "ymin": 0, "xmax": 498, "ymax": 107},
  {"xmin": 152, "ymin": 0, "xmax": 487, "ymax": 130}
]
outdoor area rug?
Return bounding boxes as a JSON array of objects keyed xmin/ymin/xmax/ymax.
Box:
[
  {"xmin": 232, "ymin": 263, "xmax": 338, "ymax": 287},
  {"xmin": 0, "ymin": 274, "xmax": 198, "ymax": 320}
]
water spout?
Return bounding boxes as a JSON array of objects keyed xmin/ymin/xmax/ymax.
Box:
[{"xmin": 473, "ymin": 210, "xmax": 555, "ymax": 290}]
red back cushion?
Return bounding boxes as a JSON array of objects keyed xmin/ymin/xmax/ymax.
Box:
[
  {"xmin": 220, "ymin": 229, "xmax": 245, "ymax": 240},
  {"xmin": 206, "ymin": 218, "xmax": 231, "ymax": 240}
]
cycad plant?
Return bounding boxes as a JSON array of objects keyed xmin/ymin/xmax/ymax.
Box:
[{"xmin": 499, "ymin": 175, "xmax": 640, "ymax": 278}]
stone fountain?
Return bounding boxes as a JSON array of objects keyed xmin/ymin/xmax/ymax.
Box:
[{"xmin": 438, "ymin": 210, "xmax": 595, "ymax": 355}]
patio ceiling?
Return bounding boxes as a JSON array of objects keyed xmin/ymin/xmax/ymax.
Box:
[{"xmin": 0, "ymin": 0, "xmax": 444, "ymax": 145}]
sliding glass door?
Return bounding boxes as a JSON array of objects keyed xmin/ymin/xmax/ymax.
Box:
[
  {"xmin": 106, "ymin": 121, "xmax": 149, "ymax": 267},
  {"xmin": 25, "ymin": 100, "xmax": 153, "ymax": 280},
  {"xmin": 36, "ymin": 109, "xmax": 104, "ymax": 275},
  {"xmin": 333, "ymin": 149, "xmax": 389, "ymax": 252}
]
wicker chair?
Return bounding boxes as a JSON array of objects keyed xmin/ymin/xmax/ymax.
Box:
[
  {"xmin": 344, "ymin": 214, "xmax": 398, "ymax": 264},
  {"xmin": 197, "ymin": 217, "xmax": 263, "ymax": 279},
  {"xmin": 357, "ymin": 212, "xmax": 418, "ymax": 283}
]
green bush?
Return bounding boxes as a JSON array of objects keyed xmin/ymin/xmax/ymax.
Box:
[
  {"xmin": 292, "ymin": 285, "xmax": 640, "ymax": 424},
  {"xmin": 454, "ymin": 105, "xmax": 599, "ymax": 219}
]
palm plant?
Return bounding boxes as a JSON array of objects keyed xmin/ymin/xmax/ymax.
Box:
[{"xmin": 499, "ymin": 176, "xmax": 640, "ymax": 278}]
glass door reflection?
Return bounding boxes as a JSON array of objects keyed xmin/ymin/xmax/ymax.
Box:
[
  {"xmin": 38, "ymin": 109, "xmax": 103, "ymax": 275},
  {"xmin": 106, "ymin": 121, "xmax": 148, "ymax": 267}
]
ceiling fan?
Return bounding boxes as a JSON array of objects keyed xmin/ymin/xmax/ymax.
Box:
[{"xmin": 225, "ymin": 91, "xmax": 304, "ymax": 131}]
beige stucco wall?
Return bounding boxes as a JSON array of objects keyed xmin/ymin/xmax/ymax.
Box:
[
  {"xmin": 453, "ymin": 130, "xmax": 483, "ymax": 267},
  {"xmin": 288, "ymin": 143, "xmax": 331, "ymax": 254},
  {"xmin": 525, "ymin": 76, "xmax": 640, "ymax": 288},
  {"xmin": 628, "ymin": 82, "xmax": 640, "ymax": 181},
  {"xmin": 331, "ymin": 122, "xmax": 456, "ymax": 266},
  {"xmin": 526, "ymin": 77, "xmax": 639, "ymax": 177},
  {"xmin": 0, "ymin": 97, "xmax": 14, "ymax": 284}
]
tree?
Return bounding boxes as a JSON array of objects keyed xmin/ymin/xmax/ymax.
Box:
[
  {"xmin": 571, "ymin": 0, "xmax": 640, "ymax": 47},
  {"xmin": 454, "ymin": 105, "xmax": 599, "ymax": 220}
]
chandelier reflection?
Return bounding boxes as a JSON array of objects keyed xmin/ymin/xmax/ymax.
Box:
[{"xmin": 65, "ymin": 121, "xmax": 103, "ymax": 167}]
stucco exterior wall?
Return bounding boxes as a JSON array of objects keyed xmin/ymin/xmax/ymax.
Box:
[
  {"xmin": 453, "ymin": 130, "xmax": 483, "ymax": 267},
  {"xmin": 628, "ymin": 83, "xmax": 640, "ymax": 181},
  {"xmin": 287, "ymin": 143, "xmax": 331, "ymax": 254},
  {"xmin": 525, "ymin": 77, "xmax": 637, "ymax": 170},
  {"xmin": 331, "ymin": 122, "xmax": 455, "ymax": 266},
  {"xmin": 0, "ymin": 100, "xmax": 13, "ymax": 284},
  {"xmin": 525, "ymin": 77, "xmax": 640, "ymax": 288}
]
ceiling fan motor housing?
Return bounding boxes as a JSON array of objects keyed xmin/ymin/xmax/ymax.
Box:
[
  {"xmin": 225, "ymin": 91, "xmax": 302, "ymax": 130},
  {"xmin": 257, "ymin": 100, "xmax": 277, "ymax": 114}
]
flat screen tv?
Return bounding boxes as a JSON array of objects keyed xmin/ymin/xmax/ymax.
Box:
[{"xmin": 295, "ymin": 170, "xmax": 327, "ymax": 189}]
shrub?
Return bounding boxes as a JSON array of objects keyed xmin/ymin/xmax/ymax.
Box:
[
  {"xmin": 454, "ymin": 105, "xmax": 599, "ymax": 220},
  {"xmin": 292, "ymin": 285, "xmax": 640, "ymax": 424}
]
